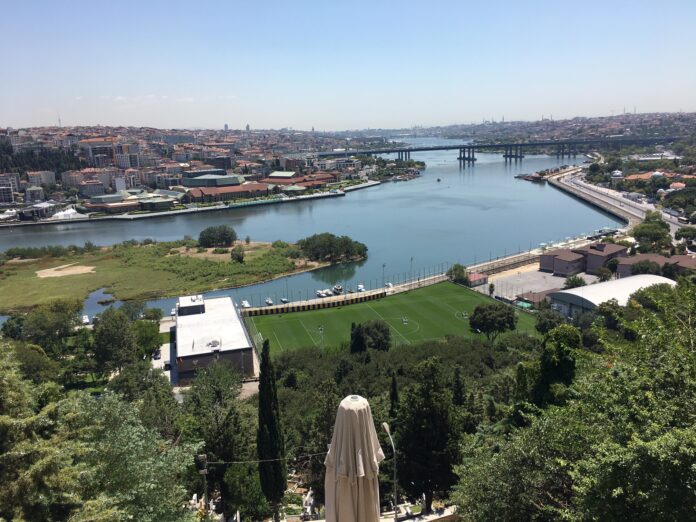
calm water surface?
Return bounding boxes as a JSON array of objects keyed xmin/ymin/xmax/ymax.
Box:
[{"xmin": 0, "ymin": 138, "xmax": 622, "ymax": 317}]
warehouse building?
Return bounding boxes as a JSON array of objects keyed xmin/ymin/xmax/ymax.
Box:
[
  {"xmin": 548, "ymin": 274, "xmax": 676, "ymax": 317},
  {"xmin": 171, "ymin": 295, "xmax": 255, "ymax": 384}
]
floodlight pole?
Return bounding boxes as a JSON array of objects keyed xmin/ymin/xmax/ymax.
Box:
[{"xmin": 383, "ymin": 423, "xmax": 398, "ymax": 522}]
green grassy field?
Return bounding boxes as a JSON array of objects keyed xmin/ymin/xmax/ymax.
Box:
[
  {"xmin": 0, "ymin": 240, "xmax": 321, "ymax": 313},
  {"xmin": 251, "ymin": 282, "xmax": 536, "ymax": 354}
]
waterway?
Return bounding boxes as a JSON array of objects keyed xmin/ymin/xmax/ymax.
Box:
[{"xmin": 0, "ymin": 137, "xmax": 623, "ymax": 319}]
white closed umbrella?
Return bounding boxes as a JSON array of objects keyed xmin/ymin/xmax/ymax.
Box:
[{"xmin": 324, "ymin": 395, "xmax": 385, "ymax": 522}]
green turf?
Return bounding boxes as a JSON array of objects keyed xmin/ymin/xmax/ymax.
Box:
[{"xmin": 251, "ymin": 282, "xmax": 536, "ymax": 354}]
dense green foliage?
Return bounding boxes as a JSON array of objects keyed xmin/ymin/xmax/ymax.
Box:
[
  {"xmin": 563, "ymin": 274, "xmax": 587, "ymax": 289},
  {"xmin": 2, "ymin": 266, "xmax": 694, "ymax": 519},
  {"xmin": 198, "ymin": 225, "xmax": 238, "ymax": 247},
  {"xmin": 0, "ymin": 348, "xmax": 198, "ymax": 522},
  {"xmin": 257, "ymin": 340, "xmax": 286, "ymax": 519},
  {"xmin": 447, "ymin": 263, "xmax": 469, "ymax": 284},
  {"xmin": 395, "ymin": 359, "xmax": 458, "ymax": 513},
  {"xmin": 3, "ymin": 241, "xmax": 99, "ymax": 260},
  {"xmin": 663, "ymin": 186, "xmax": 696, "ymax": 217},
  {"xmin": 453, "ymin": 280, "xmax": 696, "ymax": 520},
  {"xmin": 631, "ymin": 211, "xmax": 672, "ymax": 253},
  {"xmin": 349, "ymin": 320, "xmax": 391, "ymax": 353},
  {"xmin": 469, "ymin": 303, "xmax": 517, "ymax": 341},
  {"xmin": 0, "ymin": 141, "xmax": 84, "ymax": 175},
  {"xmin": 296, "ymin": 232, "xmax": 367, "ymax": 261}
]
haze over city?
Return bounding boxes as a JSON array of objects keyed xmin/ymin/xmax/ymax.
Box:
[{"xmin": 3, "ymin": 0, "xmax": 696, "ymax": 130}]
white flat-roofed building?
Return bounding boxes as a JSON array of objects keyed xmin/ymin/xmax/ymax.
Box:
[
  {"xmin": 549, "ymin": 274, "xmax": 676, "ymax": 317},
  {"xmin": 173, "ymin": 295, "xmax": 254, "ymax": 384}
]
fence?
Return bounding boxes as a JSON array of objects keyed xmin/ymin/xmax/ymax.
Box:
[{"xmin": 243, "ymin": 290, "xmax": 387, "ymax": 317}]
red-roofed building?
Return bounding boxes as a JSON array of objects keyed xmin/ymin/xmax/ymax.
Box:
[{"xmin": 183, "ymin": 183, "xmax": 270, "ymax": 203}]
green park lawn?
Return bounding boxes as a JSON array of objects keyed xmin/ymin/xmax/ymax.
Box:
[
  {"xmin": 251, "ymin": 282, "xmax": 536, "ymax": 354},
  {"xmin": 0, "ymin": 241, "xmax": 319, "ymax": 313}
]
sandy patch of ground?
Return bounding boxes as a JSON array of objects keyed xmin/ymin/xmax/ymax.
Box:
[
  {"xmin": 7, "ymin": 258, "xmax": 39, "ymax": 264},
  {"xmin": 488, "ymin": 262, "xmax": 540, "ymax": 281},
  {"xmin": 36, "ymin": 263, "xmax": 96, "ymax": 278}
]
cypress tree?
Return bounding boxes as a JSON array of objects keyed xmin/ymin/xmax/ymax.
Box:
[
  {"xmin": 452, "ymin": 366, "xmax": 465, "ymax": 406},
  {"xmin": 257, "ymin": 339, "xmax": 286, "ymax": 521},
  {"xmin": 389, "ymin": 374, "xmax": 399, "ymax": 418}
]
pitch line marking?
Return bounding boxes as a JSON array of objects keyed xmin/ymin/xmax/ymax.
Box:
[
  {"xmin": 298, "ymin": 319, "xmax": 319, "ymax": 347},
  {"xmin": 273, "ymin": 331, "xmax": 284, "ymax": 352},
  {"xmin": 366, "ymin": 303, "xmax": 411, "ymax": 345}
]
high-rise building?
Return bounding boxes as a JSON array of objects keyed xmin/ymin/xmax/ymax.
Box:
[
  {"xmin": 0, "ymin": 185, "xmax": 14, "ymax": 204},
  {"xmin": 0, "ymin": 173, "xmax": 20, "ymax": 192},
  {"xmin": 27, "ymin": 170, "xmax": 56, "ymax": 186}
]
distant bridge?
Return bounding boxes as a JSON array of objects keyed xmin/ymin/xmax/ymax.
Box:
[{"xmin": 312, "ymin": 136, "xmax": 682, "ymax": 163}]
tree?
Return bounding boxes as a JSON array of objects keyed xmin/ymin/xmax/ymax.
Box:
[
  {"xmin": 10, "ymin": 342, "xmax": 59, "ymax": 384},
  {"xmin": 675, "ymin": 226, "xmax": 696, "ymax": 242},
  {"xmin": 93, "ymin": 308, "xmax": 138, "ymax": 373},
  {"xmin": 119, "ymin": 300, "xmax": 146, "ymax": 321},
  {"xmin": 488, "ymin": 283, "xmax": 495, "ymax": 297},
  {"xmin": 563, "ymin": 275, "xmax": 587, "ymax": 289},
  {"xmin": 535, "ymin": 309, "xmax": 564, "ymax": 335},
  {"xmin": 531, "ymin": 324, "xmax": 578, "ymax": 407},
  {"xmin": 447, "ymin": 263, "xmax": 469, "ymax": 285},
  {"xmin": 631, "ymin": 259, "xmax": 661, "ymax": 275},
  {"xmin": 361, "ymin": 320, "xmax": 391, "ymax": 351},
  {"xmin": 257, "ymin": 340, "xmax": 286, "ymax": 521},
  {"xmin": 0, "ymin": 348, "xmax": 197, "ymax": 522},
  {"xmin": 349, "ymin": 322, "xmax": 368, "ymax": 353},
  {"xmin": 514, "ymin": 362, "xmax": 529, "ymax": 401},
  {"xmin": 596, "ymin": 267, "xmax": 612, "ymax": 282},
  {"xmin": 390, "ymin": 374, "xmax": 400, "ymax": 417},
  {"xmin": 198, "ymin": 225, "xmax": 237, "ymax": 248},
  {"xmin": 452, "ymin": 365, "xmax": 465, "ymax": 406},
  {"xmin": 230, "ymin": 244, "xmax": 245, "ymax": 263},
  {"xmin": 469, "ymin": 303, "xmax": 517, "ymax": 341},
  {"xmin": 606, "ymin": 257, "xmax": 620, "ymax": 274},
  {"xmin": 184, "ymin": 361, "xmax": 248, "ymax": 515},
  {"xmin": 223, "ymin": 464, "xmax": 271, "ymax": 520},
  {"xmin": 20, "ymin": 299, "xmax": 82, "ymax": 357},
  {"xmin": 395, "ymin": 359, "xmax": 458, "ymax": 513},
  {"xmin": 632, "ymin": 212, "xmax": 672, "ymax": 253},
  {"xmin": 131, "ymin": 319, "xmax": 161, "ymax": 358}
]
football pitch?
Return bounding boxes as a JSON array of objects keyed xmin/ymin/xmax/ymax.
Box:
[{"xmin": 250, "ymin": 282, "xmax": 536, "ymax": 354}]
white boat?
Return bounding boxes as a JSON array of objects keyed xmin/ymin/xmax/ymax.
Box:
[
  {"xmin": 241, "ymin": 300, "xmax": 251, "ymax": 309},
  {"xmin": 170, "ymin": 308, "xmax": 176, "ymax": 316},
  {"xmin": 333, "ymin": 284, "xmax": 343, "ymax": 295},
  {"xmin": 357, "ymin": 283, "xmax": 366, "ymax": 292},
  {"xmin": 280, "ymin": 297, "xmax": 289, "ymax": 304},
  {"xmin": 265, "ymin": 297, "xmax": 273, "ymax": 306},
  {"xmin": 81, "ymin": 314, "xmax": 90, "ymax": 325},
  {"xmin": 316, "ymin": 289, "xmax": 326, "ymax": 297},
  {"xmin": 323, "ymin": 288, "xmax": 332, "ymax": 297}
]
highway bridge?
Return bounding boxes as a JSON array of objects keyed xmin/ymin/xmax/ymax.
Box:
[{"xmin": 312, "ymin": 136, "xmax": 682, "ymax": 163}]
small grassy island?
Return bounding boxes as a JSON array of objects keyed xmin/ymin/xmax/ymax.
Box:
[{"xmin": 0, "ymin": 227, "xmax": 367, "ymax": 312}]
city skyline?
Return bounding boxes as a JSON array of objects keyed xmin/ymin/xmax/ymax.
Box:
[{"xmin": 2, "ymin": 0, "xmax": 696, "ymax": 130}]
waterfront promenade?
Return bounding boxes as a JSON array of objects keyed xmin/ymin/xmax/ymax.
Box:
[{"xmin": 546, "ymin": 165, "xmax": 682, "ymax": 236}]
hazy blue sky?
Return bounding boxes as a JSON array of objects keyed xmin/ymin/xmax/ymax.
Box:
[{"xmin": 2, "ymin": 0, "xmax": 695, "ymax": 130}]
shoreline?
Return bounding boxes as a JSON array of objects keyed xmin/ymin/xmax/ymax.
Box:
[
  {"xmin": 0, "ymin": 181, "xmax": 382, "ymax": 229},
  {"xmin": 0, "ymin": 254, "xmax": 366, "ymax": 314},
  {"xmin": 545, "ymin": 167, "xmax": 637, "ymax": 228}
]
